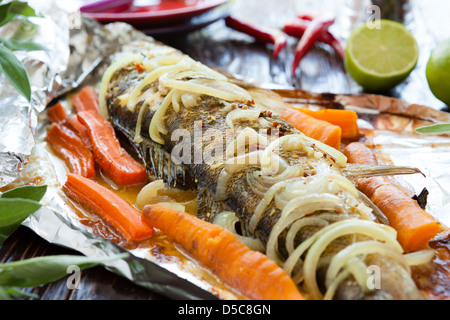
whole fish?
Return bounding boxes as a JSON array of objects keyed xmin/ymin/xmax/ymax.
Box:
[{"xmin": 99, "ymin": 41, "xmax": 424, "ymax": 300}]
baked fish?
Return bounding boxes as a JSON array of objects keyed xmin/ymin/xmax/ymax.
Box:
[{"xmin": 99, "ymin": 41, "xmax": 425, "ymax": 300}]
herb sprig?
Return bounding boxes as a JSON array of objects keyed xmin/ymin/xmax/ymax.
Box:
[
  {"xmin": 415, "ymin": 123, "xmax": 450, "ymax": 135},
  {"xmin": 0, "ymin": 2, "xmax": 129, "ymax": 299},
  {"xmin": 0, "ymin": 185, "xmax": 128, "ymax": 300},
  {"xmin": 0, "ymin": 0, "xmax": 47, "ymax": 101}
]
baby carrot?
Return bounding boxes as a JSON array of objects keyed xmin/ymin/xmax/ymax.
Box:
[
  {"xmin": 47, "ymin": 102, "xmax": 68, "ymax": 123},
  {"xmin": 66, "ymin": 115, "xmax": 93, "ymax": 150},
  {"xmin": 343, "ymin": 142, "xmax": 443, "ymax": 252},
  {"xmin": 281, "ymin": 106, "xmax": 342, "ymax": 150},
  {"xmin": 72, "ymin": 86, "xmax": 100, "ymax": 113},
  {"xmin": 46, "ymin": 123, "xmax": 96, "ymax": 178},
  {"xmin": 63, "ymin": 173, "xmax": 154, "ymax": 242},
  {"xmin": 142, "ymin": 204, "xmax": 304, "ymax": 300},
  {"xmin": 77, "ymin": 110, "xmax": 148, "ymax": 187},
  {"xmin": 292, "ymin": 107, "xmax": 360, "ymax": 139}
]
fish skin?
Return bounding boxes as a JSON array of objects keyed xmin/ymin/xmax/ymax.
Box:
[{"xmin": 103, "ymin": 49, "xmax": 424, "ymax": 300}]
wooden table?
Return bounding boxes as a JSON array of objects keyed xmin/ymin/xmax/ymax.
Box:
[{"xmin": 1, "ymin": 0, "xmax": 449, "ymax": 300}]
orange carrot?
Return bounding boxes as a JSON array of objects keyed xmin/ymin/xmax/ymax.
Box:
[
  {"xmin": 47, "ymin": 123, "xmax": 96, "ymax": 178},
  {"xmin": 77, "ymin": 110, "xmax": 148, "ymax": 187},
  {"xmin": 281, "ymin": 106, "xmax": 342, "ymax": 150},
  {"xmin": 66, "ymin": 115, "xmax": 92, "ymax": 150},
  {"xmin": 72, "ymin": 86, "xmax": 100, "ymax": 113},
  {"xmin": 142, "ymin": 204, "xmax": 304, "ymax": 300},
  {"xmin": 47, "ymin": 102, "xmax": 68, "ymax": 123},
  {"xmin": 292, "ymin": 107, "xmax": 360, "ymax": 139},
  {"xmin": 343, "ymin": 142, "xmax": 443, "ymax": 252},
  {"xmin": 63, "ymin": 173, "xmax": 154, "ymax": 242}
]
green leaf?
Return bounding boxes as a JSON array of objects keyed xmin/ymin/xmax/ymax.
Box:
[
  {"xmin": 0, "ymin": 253, "xmax": 129, "ymax": 287},
  {"xmin": 0, "ymin": 1, "xmax": 37, "ymax": 27},
  {"xmin": 415, "ymin": 123, "xmax": 450, "ymax": 134},
  {"xmin": 0, "ymin": 286, "xmax": 13, "ymax": 300},
  {"xmin": 11, "ymin": 19, "xmax": 38, "ymax": 42},
  {"xmin": 1, "ymin": 185, "xmax": 47, "ymax": 202},
  {"xmin": 0, "ymin": 286, "xmax": 38, "ymax": 300},
  {"xmin": 0, "ymin": 42, "xmax": 31, "ymax": 101},
  {"xmin": 0, "ymin": 38, "xmax": 46, "ymax": 52},
  {"xmin": 0, "ymin": 198, "xmax": 41, "ymax": 244}
]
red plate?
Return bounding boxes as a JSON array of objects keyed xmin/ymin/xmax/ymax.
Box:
[{"xmin": 82, "ymin": 0, "xmax": 230, "ymax": 28}]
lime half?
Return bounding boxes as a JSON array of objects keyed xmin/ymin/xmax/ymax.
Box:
[{"xmin": 345, "ymin": 20, "xmax": 419, "ymax": 93}]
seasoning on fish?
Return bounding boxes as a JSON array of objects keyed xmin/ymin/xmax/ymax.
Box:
[{"xmin": 96, "ymin": 42, "xmax": 431, "ymax": 300}]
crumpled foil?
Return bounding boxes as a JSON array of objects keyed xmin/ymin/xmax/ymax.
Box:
[
  {"xmin": 1, "ymin": 0, "xmax": 449, "ymax": 301},
  {"xmin": 0, "ymin": 1, "xmax": 223, "ymax": 300}
]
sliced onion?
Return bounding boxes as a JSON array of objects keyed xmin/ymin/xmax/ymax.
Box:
[
  {"xmin": 302, "ymin": 219, "xmax": 403, "ymax": 300},
  {"xmin": 249, "ymin": 176, "xmax": 305, "ymax": 233},
  {"xmin": 135, "ymin": 179, "xmax": 166, "ymax": 210},
  {"xmin": 246, "ymin": 166, "xmax": 302, "ymax": 198},
  {"xmin": 171, "ymin": 89, "xmax": 182, "ymax": 112},
  {"xmin": 191, "ymin": 60, "xmax": 229, "ymax": 81},
  {"xmin": 225, "ymin": 109, "xmax": 261, "ymax": 130},
  {"xmin": 134, "ymin": 91, "xmax": 160, "ymax": 143},
  {"xmin": 285, "ymin": 217, "xmax": 329, "ymax": 254},
  {"xmin": 328, "ymin": 174, "xmax": 360, "ymax": 198},
  {"xmin": 283, "ymin": 219, "xmax": 400, "ymax": 285},
  {"xmin": 127, "ymin": 62, "xmax": 189, "ymax": 112},
  {"xmin": 325, "ymin": 240, "xmax": 408, "ymax": 290},
  {"xmin": 213, "ymin": 211, "xmax": 265, "ymax": 252},
  {"xmin": 99, "ymin": 53, "xmax": 143, "ymax": 117},
  {"xmin": 215, "ymin": 169, "xmax": 230, "ymax": 201},
  {"xmin": 323, "ymin": 269, "xmax": 350, "ymax": 300},
  {"xmin": 315, "ymin": 212, "xmax": 360, "ymax": 222},
  {"xmin": 266, "ymin": 194, "xmax": 345, "ymax": 266},
  {"xmin": 143, "ymin": 54, "xmax": 183, "ymax": 69},
  {"xmin": 149, "ymin": 89, "xmax": 176, "ymax": 145},
  {"xmin": 224, "ymin": 151, "xmax": 262, "ymax": 173},
  {"xmin": 258, "ymin": 165, "xmax": 302, "ymax": 185},
  {"xmin": 180, "ymin": 92, "xmax": 199, "ymax": 109},
  {"xmin": 160, "ymin": 77, "xmax": 251, "ymax": 103},
  {"xmin": 246, "ymin": 172, "xmax": 268, "ymax": 198},
  {"xmin": 260, "ymin": 135, "xmax": 309, "ymax": 174},
  {"xmin": 216, "ymin": 151, "xmax": 263, "ymax": 201},
  {"xmin": 157, "ymin": 202, "xmax": 186, "ymax": 212},
  {"xmin": 299, "ymin": 133, "xmax": 348, "ymax": 168},
  {"xmin": 357, "ymin": 190, "xmax": 389, "ymax": 225},
  {"xmin": 225, "ymin": 127, "xmax": 268, "ymax": 159},
  {"xmin": 403, "ymin": 249, "xmax": 435, "ymax": 266}
]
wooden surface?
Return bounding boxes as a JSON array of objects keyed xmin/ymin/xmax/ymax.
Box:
[{"xmin": 1, "ymin": 0, "xmax": 449, "ymax": 300}]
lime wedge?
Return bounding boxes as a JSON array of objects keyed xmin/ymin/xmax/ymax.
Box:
[{"xmin": 345, "ymin": 20, "xmax": 419, "ymax": 93}]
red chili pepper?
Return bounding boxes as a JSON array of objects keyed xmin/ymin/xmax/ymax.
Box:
[
  {"xmin": 296, "ymin": 13, "xmax": 317, "ymax": 21},
  {"xmin": 291, "ymin": 15, "xmax": 336, "ymax": 76},
  {"xmin": 283, "ymin": 19, "xmax": 345, "ymax": 60},
  {"xmin": 224, "ymin": 16, "xmax": 287, "ymax": 58}
]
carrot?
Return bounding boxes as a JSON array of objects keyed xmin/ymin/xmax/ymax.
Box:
[
  {"xmin": 77, "ymin": 110, "xmax": 148, "ymax": 187},
  {"xmin": 46, "ymin": 123, "xmax": 96, "ymax": 178},
  {"xmin": 66, "ymin": 115, "xmax": 92, "ymax": 150},
  {"xmin": 281, "ymin": 106, "xmax": 342, "ymax": 150},
  {"xmin": 72, "ymin": 86, "xmax": 100, "ymax": 113},
  {"xmin": 141, "ymin": 204, "xmax": 304, "ymax": 300},
  {"xmin": 47, "ymin": 102, "xmax": 68, "ymax": 123},
  {"xmin": 63, "ymin": 173, "xmax": 154, "ymax": 242},
  {"xmin": 292, "ymin": 107, "xmax": 360, "ymax": 139},
  {"xmin": 343, "ymin": 142, "xmax": 443, "ymax": 252}
]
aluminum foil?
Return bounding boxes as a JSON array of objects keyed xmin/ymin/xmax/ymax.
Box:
[
  {"xmin": 1, "ymin": 0, "xmax": 449, "ymax": 301},
  {"xmin": 0, "ymin": 1, "xmax": 227, "ymax": 300}
]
